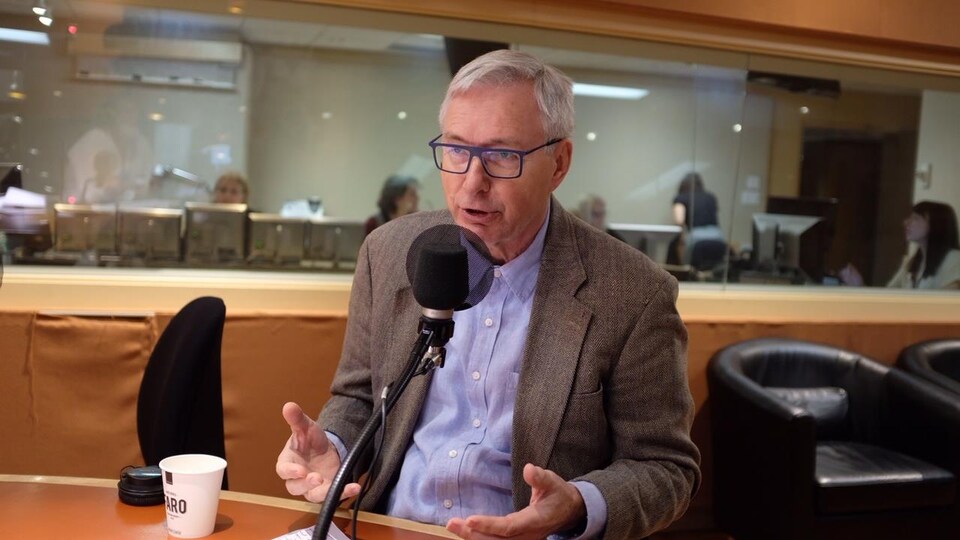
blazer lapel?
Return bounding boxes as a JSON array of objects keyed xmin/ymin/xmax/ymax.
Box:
[{"xmin": 511, "ymin": 200, "xmax": 591, "ymax": 509}]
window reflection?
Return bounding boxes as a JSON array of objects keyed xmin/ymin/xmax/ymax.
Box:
[{"xmin": 0, "ymin": 0, "xmax": 956, "ymax": 291}]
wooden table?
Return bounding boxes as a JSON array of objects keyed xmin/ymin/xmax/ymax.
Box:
[{"xmin": 0, "ymin": 475, "xmax": 456, "ymax": 539}]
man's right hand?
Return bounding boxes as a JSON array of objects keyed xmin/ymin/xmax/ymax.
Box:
[{"xmin": 275, "ymin": 401, "xmax": 361, "ymax": 503}]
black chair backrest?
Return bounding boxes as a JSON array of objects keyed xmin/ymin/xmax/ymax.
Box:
[
  {"xmin": 137, "ymin": 296, "xmax": 227, "ymax": 487},
  {"xmin": 689, "ymin": 238, "xmax": 727, "ymax": 271},
  {"xmin": 898, "ymin": 339, "xmax": 960, "ymax": 396}
]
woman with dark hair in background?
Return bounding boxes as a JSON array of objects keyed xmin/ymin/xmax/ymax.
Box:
[
  {"xmin": 364, "ymin": 175, "xmax": 420, "ymax": 236},
  {"xmin": 840, "ymin": 200, "xmax": 960, "ymax": 289},
  {"xmin": 668, "ymin": 171, "xmax": 725, "ymax": 266}
]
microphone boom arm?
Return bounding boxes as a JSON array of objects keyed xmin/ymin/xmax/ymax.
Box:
[{"xmin": 313, "ymin": 317, "xmax": 453, "ymax": 540}]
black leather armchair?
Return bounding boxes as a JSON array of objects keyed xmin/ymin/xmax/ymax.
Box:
[
  {"xmin": 708, "ymin": 338, "xmax": 960, "ymax": 540},
  {"xmin": 137, "ymin": 296, "xmax": 228, "ymax": 488},
  {"xmin": 898, "ymin": 338, "xmax": 960, "ymax": 396}
]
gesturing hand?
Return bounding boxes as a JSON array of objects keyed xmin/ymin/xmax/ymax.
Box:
[
  {"xmin": 446, "ymin": 463, "xmax": 586, "ymax": 540},
  {"xmin": 274, "ymin": 401, "xmax": 361, "ymax": 503}
]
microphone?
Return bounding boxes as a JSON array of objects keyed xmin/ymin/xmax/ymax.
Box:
[
  {"xmin": 412, "ymin": 241, "xmax": 468, "ymax": 353},
  {"xmin": 312, "ymin": 229, "xmax": 472, "ymax": 540}
]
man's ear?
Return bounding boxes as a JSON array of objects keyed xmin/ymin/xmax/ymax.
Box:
[{"xmin": 549, "ymin": 139, "xmax": 573, "ymax": 191}]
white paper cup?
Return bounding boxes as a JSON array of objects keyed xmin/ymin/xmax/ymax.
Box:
[{"xmin": 158, "ymin": 454, "xmax": 227, "ymax": 538}]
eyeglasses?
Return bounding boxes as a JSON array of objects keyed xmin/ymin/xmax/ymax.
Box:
[{"xmin": 428, "ymin": 135, "xmax": 562, "ymax": 179}]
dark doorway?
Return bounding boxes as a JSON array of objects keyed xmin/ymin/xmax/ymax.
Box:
[{"xmin": 800, "ymin": 131, "xmax": 883, "ymax": 284}]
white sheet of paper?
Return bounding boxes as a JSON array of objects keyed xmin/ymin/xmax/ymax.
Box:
[
  {"xmin": 272, "ymin": 521, "xmax": 351, "ymax": 540},
  {"xmin": 3, "ymin": 187, "xmax": 46, "ymax": 208}
]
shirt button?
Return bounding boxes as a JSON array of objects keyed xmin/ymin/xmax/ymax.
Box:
[
  {"xmin": 443, "ymin": 499, "xmax": 453, "ymax": 509},
  {"xmin": 472, "ymin": 418, "xmax": 482, "ymax": 428},
  {"xmin": 448, "ymin": 449, "xmax": 458, "ymax": 458},
  {"xmin": 494, "ymin": 268, "xmax": 502, "ymax": 278},
  {"xmin": 484, "ymin": 318, "xmax": 493, "ymax": 327},
  {"xmin": 471, "ymin": 371, "xmax": 481, "ymax": 381}
]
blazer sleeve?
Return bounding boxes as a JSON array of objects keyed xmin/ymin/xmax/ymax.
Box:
[
  {"xmin": 318, "ymin": 237, "xmax": 376, "ymax": 451},
  {"xmin": 574, "ymin": 277, "xmax": 701, "ymax": 539}
]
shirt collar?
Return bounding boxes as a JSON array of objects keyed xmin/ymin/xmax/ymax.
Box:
[{"xmin": 496, "ymin": 205, "xmax": 550, "ymax": 301}]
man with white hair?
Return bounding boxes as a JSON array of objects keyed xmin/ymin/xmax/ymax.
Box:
[{"xmin": 277, "ymin": 49, "xmax": 700, "ymax": 539}]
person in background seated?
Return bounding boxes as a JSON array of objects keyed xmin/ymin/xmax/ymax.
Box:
[
  {"xmin": 275, "ymin": 49, "xmax": 699, "ymax": 540},
  {"xmin": 840, "ymin": 200, "xmax": 960, "ymax": 290},
  {"xmin": 575, "ymin": 193, "xmax": 625, "ymax": 242},
  {"xmin": 80, "ymin": 150, "xmax": 124, "ymax": 204},
  {"xmin": 212, "ymin": 172, "xmax": 249, "ymax": 205},
  {"xmin": 65, "ymin": 98, "xmax": 153, "ymax": 204},
  {"xmin": 364, "ymin": 175, "xmax": 420, "ymax": 236},
  {"xmin": 668, "ymin": 172, "xmax": 724, "ymax": 265}
]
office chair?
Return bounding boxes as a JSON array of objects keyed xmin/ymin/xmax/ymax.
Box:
[
  {"xmin": 688, "ymin": 238, "xmax": 727, "ymax": 272},
  {"xmin": 708, "ymin": 338, "xmax": 960, "ymax": 540},
  {"xmin": 137, "ymin": 296, "xmax": 228, "ymax": 488},
  {"xmin": 898, "ymin": 338, "xmax": 960, "ymax": 396}
]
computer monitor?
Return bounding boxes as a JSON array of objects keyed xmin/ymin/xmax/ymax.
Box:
[
  {"xmin": 0, "ymin": 207, "xmax": 52, "ymax": 256},
  {"xmin": 118, "ymin": 207, "xmax": 183, "ymax": 261},
  {"xmin": 54, "ymin": 203, "xmax": 117, "ymax": 253},
  {"xmin": 305, "ymin": 219, "xmax": 365, "ymax": 270},
  {"xmin": 751, "ymin": 213, "xmax": 823, "ymax": 280},
  {"xmin": 184, "ymin": 202, "xmax": 247, "ymax": 264},
  {"xmin": 766, "ymin": 196, "xmax": 838, "ymax": 282},
  {"xmin": 247, "ymin": 213, "xmax": 307, "ymax": 265},
  {"xmin": 607, "ymin": 223, "xmax": 683, "ymax": 263}
]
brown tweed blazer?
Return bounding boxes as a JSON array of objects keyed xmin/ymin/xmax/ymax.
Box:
[{"xmin": 320, "ymin": 197, "xmax": 701, "ymax": 539}]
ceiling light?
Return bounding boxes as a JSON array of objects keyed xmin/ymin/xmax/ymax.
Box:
[
  {"xmin": 0, "ymin": 27, "xmax": 50, "ymax": 45},
  {"xmin": 38, "ymin": 16, "xmax": 53, "ymax": 27},
  {"xmin": 32, "ymin": 1, "xmax": 47, "ymax": 16},
  {"xmin": 573, "ymin": 83, "xmax": 649, "ymax": 100}
]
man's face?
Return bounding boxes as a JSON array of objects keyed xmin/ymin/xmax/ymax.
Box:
[{"xmin": 440, "ymin": 82, "xmax": 571, "ymax": 263}]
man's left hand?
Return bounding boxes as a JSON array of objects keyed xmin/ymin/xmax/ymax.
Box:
[{"xmin": 446, "ymin": 463, "xmax": 586, "ymax": 540}]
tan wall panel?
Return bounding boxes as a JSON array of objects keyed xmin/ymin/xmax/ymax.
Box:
[{"xmin": 2, "ymin": 308, "xmax": 958, "ymax": 531}]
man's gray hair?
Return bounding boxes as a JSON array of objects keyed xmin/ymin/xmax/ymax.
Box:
[{"xmin": 439, "ymin": 49, "xmax": 575, "ymax": 141}]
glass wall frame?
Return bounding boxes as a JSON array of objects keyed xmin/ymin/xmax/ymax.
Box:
[{"xmin": 1, "ymin": 0, "xmax": 959, "ymax": 301}]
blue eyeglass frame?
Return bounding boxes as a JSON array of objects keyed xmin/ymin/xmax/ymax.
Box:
[{"xmin": 428, "ymin": 134, "xmax": 562, "ymax": 179}]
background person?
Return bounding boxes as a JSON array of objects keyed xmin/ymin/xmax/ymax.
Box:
[
  {"xmin": 64, "ymin": 98, "xmax": 153, "ymax": 204},
  {"xmin": 364, "ymin": 175, "xmax": 420, "ymax": 236},
  {"xmin": 575, "ymin": 193, "xmax": 625, "ymax": 243},
  {"xmin": 212, "ymin": 172, "xmax": 249, "ymax": 205},
  {"xmin": 840, "ymin": 200, "xmax": 960, "ymax": 289},
  {"xmin": 275, "ymin": 49, "xmax": 699, "ymax": 540},
  {"xmin": 668, "ymin": 172, "xmax": 724, "ymax": 266}
]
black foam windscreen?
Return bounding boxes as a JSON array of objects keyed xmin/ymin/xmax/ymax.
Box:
[
  {"xmin": 412, "ymin": 242, "xmax": 469, "ymax": 311},
  {"xmin": 406, "ymin": 224, "xmax": 495, "ymax": 311}
]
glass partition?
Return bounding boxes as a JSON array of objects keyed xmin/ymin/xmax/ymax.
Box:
[{"xmin": 0, "ymin": 0, "xmax": 957, "ymax": 292}]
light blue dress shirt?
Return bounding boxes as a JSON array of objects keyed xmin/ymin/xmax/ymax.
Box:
[{"xmin": 331, "ymin": 211, "xmax": 606, "ymax": 538}]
